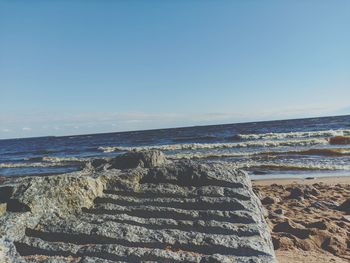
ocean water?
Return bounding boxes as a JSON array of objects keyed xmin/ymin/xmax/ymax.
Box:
[{"xmin": 1, "ymin": 115, "xmax": 350, "ymax": 179}]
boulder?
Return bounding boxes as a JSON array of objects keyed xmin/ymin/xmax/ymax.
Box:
[
  {"xmin": 0, "ymin": 152, "xmax": 277, "ymax": 262},
  {"xmin": 89, "ymin": 150, "xmax": 167, "ymax": 170},
  {"xmin": 110, "ymin": 149, "xmax": 166, "ymax": 169}
]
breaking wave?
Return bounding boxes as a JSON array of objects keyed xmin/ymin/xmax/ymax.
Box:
[
  {"xmin": 238, "ymin": 162, "xmax": 350, "ymax": 171},
  {"xmin": 0, "ymin": 162, "xmax": 73, "ymax": 168},
  {"xmin": 168, "ymin": 148, "xmax": 350, "ymax": 160},
  {"xmin": 237, "ymin": 129, "xmax": 350, "ymax": 140},
  {"xmin": 3, "ymin": 157, "xmax": 347, "ymax": 171},
  {"xmin": 239, "ymin": 163, "xmax": 350, "ymax": 171},
  {"xmin": 26, "ymin": 156, "xmax": 88, "ymax": 162},
  {"xmin": 219, "ymin": 161, "xmax": 350, "ymax": 171},
  {"xmin": 0, "ymin": 156, "xmax": 88, "ymax": 169},
  {"xmin": 98, "ymin": 138, "xmax": 328, "ymax": 152},
  {"xmin": 168, "ymin": 152, "xmax": 258, "ymax": 160}
]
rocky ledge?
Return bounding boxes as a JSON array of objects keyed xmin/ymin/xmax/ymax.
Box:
[{"xmin": 0, "ymin": 151, "xmax": 276, "ymax": 263}]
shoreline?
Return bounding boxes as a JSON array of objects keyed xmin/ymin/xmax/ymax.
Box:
[{"xmin": 252, "ymin": 175, "xmax": 350, "ymax": 186}]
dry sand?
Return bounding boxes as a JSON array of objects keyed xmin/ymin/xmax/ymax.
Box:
[{"xmin": 253, "ymin": 176, "xmax": 350, "ymax": 263}]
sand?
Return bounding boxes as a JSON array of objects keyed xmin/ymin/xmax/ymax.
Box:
[{"xmin": 253, "ymin": 176, "xmax": 350, "ymax": 263}]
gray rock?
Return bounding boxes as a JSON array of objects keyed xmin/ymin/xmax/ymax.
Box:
[
  {"xmin": 0, "ymin": 151, "xmax": 276, "ymax": 262},
  {"xmin": 273, "ymin": 220, "xmax": 311, "ymax": 239},
  {"xmin": 287, "ymin": 187, "xmax": 304, "ymax": 199},
  {"xmin": 287, "ymin": 185, "xmax": 321, "ymax": 200},
  {"xmin": 311, "ymin": 200, "xmax": 339, "ymax": 210},
  {"xmin": 111, "ymin": 149, "xmax": 166, "ymax": 169},
  {"xmin": 261, "ymin": 196, "xmax": 279, "ymax": 205},
  {"xmin": 338, "ymin": 198, "xmax": 350, "ymax": 212},
  {"xmin": 89, "ymin": 150, "xmax": 167, "ymax": 171},
  {"xmin": 274, "ymin": 209, "xmax": 285, "ymax": 215},
  {"xmin": 304, "ymin": 220, "xmax": 327, "ymax": 230}
]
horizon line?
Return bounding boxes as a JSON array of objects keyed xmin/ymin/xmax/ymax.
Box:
[{"xmin": 1, "ymin": 113, "xmax": 349, "ymax": 141}]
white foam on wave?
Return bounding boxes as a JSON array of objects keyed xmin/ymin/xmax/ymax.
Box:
[
  {"xmin": 219, "ymin": 160, "xmax": 350, "ymax": 171},
  {"xmin": 239, "ymin": 161, "xmax": 350, "ymax": 171},
  {"xmin": 0, "ymin": 162, "xmax": 71, "ymax": 168},
  {"xmin": 42, "ymin": 156, "xmax": 88, "ymax": 162},
  {"xmin": 237, "ymin": 129, "xmax": 350, "ymax": 140},
  {"xmin": 98, "ymin": 138, "xmax": 328, "ymax": 152},
  {"xmin": 168, "ymin": 147, "xmax": 350, "ymax": 160},
  {"xmin": 1, "ymin": 156, "xmax": 88, "ymax": 169},
  {"xmin": 167, "ymin": 152, "xmax": 257, "ymax": 159},
  {"xmin": 26, "ymin": 156, "xmax": 88, "ymax": 162}
]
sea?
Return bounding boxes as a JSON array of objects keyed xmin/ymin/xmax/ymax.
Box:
[{"xmin": 1, "ymin": 115, "xmax": 350, "ymax": 180}]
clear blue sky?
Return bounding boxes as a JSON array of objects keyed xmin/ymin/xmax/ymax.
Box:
[{"xmin": 1, "ymin": 1, "xmax": 350, "ymax": 139}]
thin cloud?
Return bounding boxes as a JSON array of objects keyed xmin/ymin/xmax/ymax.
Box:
[{"xmin": 0, "ymin": 103, "xmax": 349, "ymax": 139}]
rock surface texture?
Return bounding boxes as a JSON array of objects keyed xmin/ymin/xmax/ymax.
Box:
[{"xmin": 0, "ymin": 151, "xmax": 276, "ymax": 262}]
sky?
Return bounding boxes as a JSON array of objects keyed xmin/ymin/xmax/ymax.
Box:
[{"xmin": 1, "ymin": 1, "xmax": 350, "ymax": 139}]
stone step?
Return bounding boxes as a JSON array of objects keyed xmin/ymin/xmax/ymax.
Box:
[
  {"xmin": 81, "ymin": 257, "xmax": 128, "ymax": 263},
  {"xmin": 17, "ymin": 235, "xmax": 273, "ymax": 262},
  {"xmin": 140, "ymin": 175, "xmax": 246, "ymax": 189},
  {"xmin": 15, "ymin": 236, "xmax": 201, "ymax": 262},
  {"xmin": 79, "ymin": 212, "xmax": 261, "ymax": 236},
  {"xmin": 95, "ymin": 194, "xmax": 250, "ymax": 212},
  {"xmin": 85, "ymin": 202, "xmax": 257, "ymax": 224},
  {"xmin": 25, "ymin": 218, "xmax": 271, "ymax": 257},
  {"xmin": 24, "ymin": 256, "xmax": 80, "ymax": 263},
  {"xmin": 104, "ymin": 183, "xmax": 251, "ymax": 200}
]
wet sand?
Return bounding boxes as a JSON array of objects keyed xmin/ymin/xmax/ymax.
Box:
[{"xmin": 253, "ymin": 176, "xmax": 350, "ymax": 263}]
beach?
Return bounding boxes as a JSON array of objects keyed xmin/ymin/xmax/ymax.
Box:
[
  {"xmin": 254, "ymin": 176, "xmax": 350, "ymax": 262},
  {"xmin": 1, "ymin": 149, "xmax": 350, "ymax": 262},
  {"xmin": 2, "ymin": 0, "xmax": 350, "ymax": 261},
  {"xmin": 1, "ymin": 116, "xmax": 350, "ymax": 262}
]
